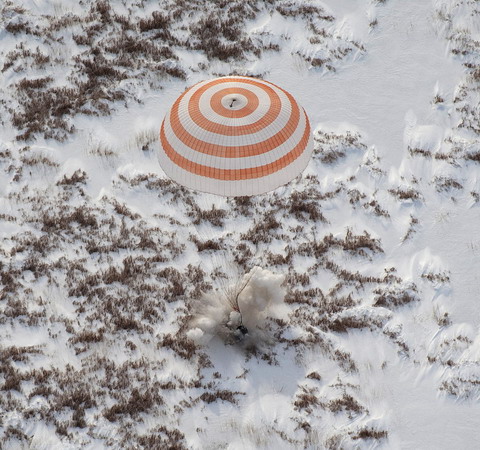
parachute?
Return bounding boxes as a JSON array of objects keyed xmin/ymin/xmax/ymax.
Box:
[
  {"xmin": 158, "ymin": 76, "xmax": 313, "ymax": 196},
  {"xmin": 158, "ymin": 77, "xmax": 302, "ymax": 341}
]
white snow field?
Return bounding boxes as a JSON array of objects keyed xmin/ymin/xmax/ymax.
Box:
[{"xmin": 1, "ymin": 0, "xmax": 479, "ymax": 449}]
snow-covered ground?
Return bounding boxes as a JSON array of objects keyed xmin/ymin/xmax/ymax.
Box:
[{"xmin": 1, "ymin": 0, "xmax": 479, "ymax": 448}]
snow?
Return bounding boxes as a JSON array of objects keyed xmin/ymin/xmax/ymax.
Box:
[
  {"xmin": 268, "ymin": 0, "xmax": 464, "ymax": 167},
  {"xmin": 1, "ymin": 0, "xmax": 480, "ymax": 448}
]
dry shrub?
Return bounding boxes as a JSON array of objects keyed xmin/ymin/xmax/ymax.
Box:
[
  {"xmin": 465, "ymin": 152, "xmax": 480, "ymax": 162},
  {"xmin": 314, "ymin": 130, "xmax": 367, "ymax": 164},
  {"xmin": 231, "ymin": 196, "xmax": 254, "ymax": 216},
  {"xmin": 41, "ymin": 207, "xmax": 98, "ymax": 232},
  {"xmin": 373, "ymin": 285, "xmax": 418, "ymax": 309},
  {"xmin": 188, "ymin": 203, "xmax": 227, "ymax": 227},
  {"xmin": 69, "ymin": 330, "xmax": 104, "ymax": 345},
  {"xmin": 56, "ymin": 386, "xmax": 96, "ymax": 410},
  {"xmin": 157, "ymin": 267, "xmax": 186, "ymax": 300},
  {"xmin": 5, "ymin": 20, "xmax": 32, "ymax": 35},
  {"xmin": 333, "ymin": 350, "xmax": 357, "ymax": 373},
  {"xmin": 383, "ymin": 329, "xmax": 409, "ymax": 355},
  {"xmin": 158, "ymin": 334, "xmax": 197, "ymax": 360},
  {"xmin": 57, "ymin": 169, "xmax": 87, "ymax": 185},
  {"xmin": 434, "ymin": 176, "xmax": 463, "ymax": 192},
  {"xmin": 190, "ymin": 235, "xmax": 224, "ymax": 252},
  {"xmin": 288, "ymin": 191, "xmax": 327, "ymax": 222},
  {"xmin": 328, "ymin": 315, "xmax": 380, "ymax": 333},
  {"xmin": 4, "ymin": 426, "xmax": 29, "ymax": 443},
  {"xmin": 136, "ymin": 427, "xmax": 187, "ymax": 450},
  {"xmin": 421, "ymin": 272, "xmax": 450, "ymax": 283},
  {"xmin": 103, "ymin": 388, "xmax": 163, "ymax": 422},
  {"xmin": 240, "ymin": 212, "xmax": 280, "ymax": 244},
  {"xmin": 402, "ymin": 215, "xmax": 419, "ymax": 241},
  {"xmin": 188, "ymin": 13, "xmax": 258, "ymax": 61},
  {"xmin": 276, "ymin": 4, "xmax": 333, "ymax": 21},
  {"xmin": 284, "ymin": 287, "xmax": 323, "ymax": 306},
  {"xmin": 363, "ymin": 199, "xmax": 390, "ymax": 218},
  {"xmin": 138, "ymin": 11, "xmax": 171, "ymax": 32},
  {"xmin": 388, "ymin": 187, "xmax": 421, "ymax": 201},
  {"xmin": 285, "ymin": 271, "xmax": 310, "ymax": 287},
  {"xmin": 296, "ymin": 229, "xmax": 383, "ymax": 260},
  {"xmin": 199, "ymin": 389, "xmax": 245, "ymax": 404},
  {"xmin": 327, "ymin": 393, "xmax": 363, "ymax": 414},
  {"xmin": 294, "ymin": 386, "xmax": 320, "ymax": 412},
  {"xmin": 342, "ymin": 228, "xmax": 383, "ymax": 255},
  {"xmin": 306, "ymin": 371, "xmax": 322, "ymax": 381},
  {"xmin": 111, "ymin": 200, "xmax": 140, "ymax": 220},
  {"xmin": 12, "ymin": 84, "xmax": 79, "ymax": 141},
  {"xmin": 352, "ymin": 428, "xmax": 388, "ymax": 440},
  {"xmin": 233, "ymin": 242, "xmax": 254, "ymax": 268},
  {"xmin": 17, "ymin": 76, "xmax": 53, "ymax": 90},
  {"xmin": 20, "ymin": 154, "xmax": 59, "ymax": 167},
  {"xmin": 439, "ymin": 375, "xmax": 480, "ymax": 399},
  {"xmin": 113, "ymin": 315, "xmax": 142, "ymax": 332},
  {"xmin": 266, "ymin": 251, "xmax": 292, "ymax": 266},
  {"xmin": 409, "ymin": 146, "xmax": 432, "ymax": 158}
]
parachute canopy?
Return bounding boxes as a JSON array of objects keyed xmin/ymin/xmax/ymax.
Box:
[{"xmin": 158, "ymin": 76, "xmax": 313, "ymax": 196}]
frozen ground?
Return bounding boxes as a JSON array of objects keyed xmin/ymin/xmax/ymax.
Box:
[{"xmin": 1, "ymin": 0, "xmax": 479, "ymax": 449}]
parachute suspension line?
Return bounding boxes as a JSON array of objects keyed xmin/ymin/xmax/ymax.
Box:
[
  {"xmin": 190, "ymin": 194, "xmax": 261, "ymax": 335},
  {"xmin": 190, "ymin": 195, "xmax": 238, "ymax": 312},
  {"xmin": 230, "ymin": 266, "xmax": 257, "ymax": 325}
]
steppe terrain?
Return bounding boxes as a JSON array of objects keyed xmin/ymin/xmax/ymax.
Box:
[{"xmin": 1, "ymin": 0, "xmax": 479, "ymax": 448}]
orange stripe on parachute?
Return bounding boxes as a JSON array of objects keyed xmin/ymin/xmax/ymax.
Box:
[
  {"xmin": 168, "ymin": 85, "xmax": 300, "ymax": 159},
  {"xmin": 160, "ymin": 111, "xmax": 311, "ymax": 180}
]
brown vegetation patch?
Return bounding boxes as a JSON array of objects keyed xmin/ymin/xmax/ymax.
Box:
[
  {"xmin": 388, "ymin": 187, "xmax": 421, "ymax": 201},
  {"xmin": 373, "ymin": 286, "xmax": 418, "ymax": 309},
  {"xmin": 199, "ymin": 389, "xmax": 245, "ymax": 404},
  {"xmin": 158, "ymin": 334, "xmax": 198, "ymax": 360},
  {"xmin": 104, "ymin": 388, "xmax": 163, "ymax": 422},
  {"xmin": 351, "ymin": 427, "xmax": 388, "ymax": 440},
  {"xmin": 327, "ymin": 393, "xmax": 364, "ymax": 415}
]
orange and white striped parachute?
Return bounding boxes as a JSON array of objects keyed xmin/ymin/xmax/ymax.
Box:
[{"xmin": 158, "ymin": 76, "xmax": 313, "ymax": 196}]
